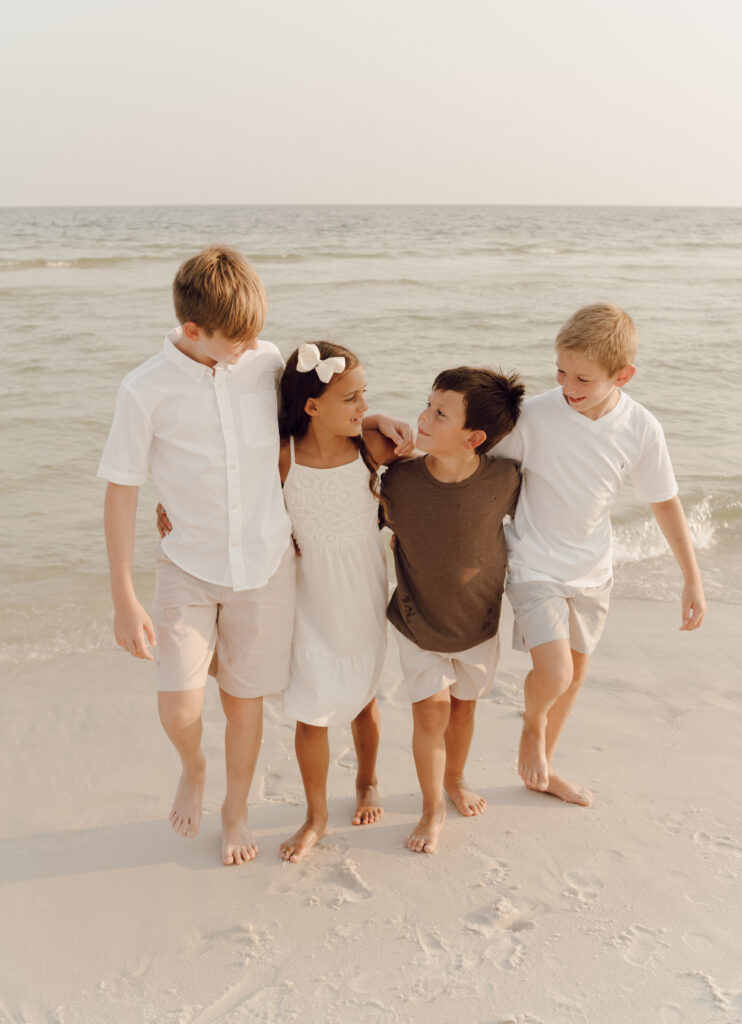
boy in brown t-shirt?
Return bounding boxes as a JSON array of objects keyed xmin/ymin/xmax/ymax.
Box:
[{"xmin": 381, "ymin": 367, "xmax": 523, "ymax": 854}]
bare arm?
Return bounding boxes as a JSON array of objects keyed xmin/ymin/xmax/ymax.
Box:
[
  {"xmin": 104, "ymin": 482, "xmax": 156, "ymax": 659},
  {"xmin": 362, "ymin": 413, "xmax": 415, "ymax": 459},
  {"xmin": 650, "ymin": 496, "xmax": 706, "ymax": 631}
]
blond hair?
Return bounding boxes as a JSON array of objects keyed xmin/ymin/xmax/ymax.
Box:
[
  {"xmin": 555, "ymin": 303, "xmax": 637, "ymax": 377},
  {"xmin": 173, "ymin": 246, "xmax": 267, "ymax": 343}
]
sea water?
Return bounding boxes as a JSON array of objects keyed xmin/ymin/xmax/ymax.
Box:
[{"xmin": 1, "ymin": 204, "xmax": 740, "ymax": 663}]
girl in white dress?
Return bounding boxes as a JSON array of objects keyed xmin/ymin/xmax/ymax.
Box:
[{"xmin": 278, "ymin": 342, "xmax": 407, "ymax": 863}]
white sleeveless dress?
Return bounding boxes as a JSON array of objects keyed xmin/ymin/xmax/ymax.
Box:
[{"xmin": 282, "ymin": 438, "xmax": 388, "ymax": 726}]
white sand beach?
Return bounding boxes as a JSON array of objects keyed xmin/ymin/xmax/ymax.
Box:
[{"xmin": 1, "ymin": 597, "xmax": 740, "ymax": 1024}]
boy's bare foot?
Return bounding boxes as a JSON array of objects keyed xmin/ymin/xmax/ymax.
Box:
[
  {"xmin": 279, "ymin": 814, "xmax": 328, "ymax": 863},
  {"xmin": 221, "ymin": 807, "xmax": 258, "ymax": 865},
  {"xmin": 444, "ymin": 778, "xmax": 487, "ymax": 816},
  {"xmin": 525, "ymin": 772, "xmax": 593, "ymax": 806},
  {"xmin": 518, "ymin": 721, "xmax": 549, "ymax": 791},
  {"xmin": 169, "ymin": 762, "xmax": 206, "ymax": 838},
  {"xmin": 405, "ymin": 802, "xmax": 445, "ymax": 855},
  {"xmin": 353, "ymin": 784, "xmax": 384, "ymax": 825}
]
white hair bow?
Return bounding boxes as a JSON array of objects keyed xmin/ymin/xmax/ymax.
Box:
[{"xmin": 296, "ymin": 343, "xmax": 346, "ymax": 383}]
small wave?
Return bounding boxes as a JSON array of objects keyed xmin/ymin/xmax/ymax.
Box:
[
  {"xmin": 613, "ymin": 498, "xmax": 718, "ymax": 566},
  {"xmin": 0, "ymin": 254, "xmax": 171, "ymax": 271}
]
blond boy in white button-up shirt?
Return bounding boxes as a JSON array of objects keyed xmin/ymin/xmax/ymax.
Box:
[{"xmin": 98, "ymin": 247, "xmax": 295, "ymax": 866}]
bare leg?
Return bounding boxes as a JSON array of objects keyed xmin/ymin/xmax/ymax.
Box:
[
  {"xmin": 406, "ymin": 690, "xmax": 450, "ymax": 854},
  {"xmin": 280, "ymin": 723, "xmax": 329, "ymax": 862},
  {"xmin": 351, "ymin": 698, "xmax": 383, "ymax": 825},
  {"xmin": 518, "ymin": 639, "xmax": 573, "ymax": 791},
  {"xmin": 443, "ymin": 696, "xmax": 486, "ymax": 816},
  {"xmin": 540, "ymin": 650, "xmax": 593, "ymax": 805},
  {"xmin": 158, "ymin": 688, "xmax": 206, "ymax": 838},
  {"xmin": 219, "ymin": 689, "xmax": 263, "ymax": 865}
]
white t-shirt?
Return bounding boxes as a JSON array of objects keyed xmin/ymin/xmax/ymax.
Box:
[
  {"xmin": 97, "ymin": 329, "xmax": 292, "ymax": 591},
  {"xmin": 491, "ymin": 387, "xmax": 678, "ymax": 588}
]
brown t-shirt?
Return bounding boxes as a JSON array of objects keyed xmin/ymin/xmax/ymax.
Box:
[{"xmin": 381, "ymin": 455, "xmax": 520, "ymax": 653}]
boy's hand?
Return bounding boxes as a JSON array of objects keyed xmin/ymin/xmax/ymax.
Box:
[
  {"xmin": 680, "ymin": 579, "xmax": 706, "ymax": 631},
  {"xmin": 114, "ymin": 598, "xmax": 157, "ymax": 660},
  {"xmin": 156, "ymin": 503, "xmax": 173, "ymax": 537},
  {"xmin": 372, "ymin": 414, "xmax": 415, "ymax": 456}
]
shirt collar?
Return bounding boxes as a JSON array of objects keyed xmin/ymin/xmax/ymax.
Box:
[
  {"xmin": 163, "ymin": 327, "xmax": 253, "ymax": 378},
  {"xmin": 163, "ymin": 327, "xmax": 212, "ymax": 381}
]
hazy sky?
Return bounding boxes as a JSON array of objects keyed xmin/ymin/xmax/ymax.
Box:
[{"xmin": 3, "ymin": 0, "xmax": 741, "ymax": 206}]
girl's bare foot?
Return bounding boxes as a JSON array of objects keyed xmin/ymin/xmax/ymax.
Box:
[
  {"xmin": 279, "ymin": 813, "xmax": 328, "ymax": 863},
  {"xmin": 405, "ymin": 802, "xmax": 445, "ymax": 854},
  {"xmin": 221, "ymin": 807, "xmax": 258, "ymax": 865},
  {"xmin": 353, "ymin": 784, "xmax": 383, "ymax": 825},
  {"xmin": 518, "ymin": 721, "xmax": 549, "ymax": 790},
  {"xmin": 169, "ymin": 761, "xmax": 206, "ymax": 838},
  {"xmin": 525, "ymin": 772, "xmax": 593, "ymax": 806},
  {"xmin": 444, "ymin": 777, "xmax": 487, "ymax": 816}
]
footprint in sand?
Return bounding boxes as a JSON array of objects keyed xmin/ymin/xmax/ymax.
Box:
[
  {"xmin": 607, "ymin": 924, "xmax": 670, "ymax": 968},
  {"xmin": 561, "ymin": 870, "xmax": 604, "ymax": 906},
  {"xmin": 692, "ymin": 830, "xmax": 741, "ymax": 860},
  {"xmin": 258, "ymin": 770, "xmax": 285, "ymax": 803},
  {"xmin": 334, "ymin": 746, "xmax": 357, "ymax": 771},
  {"xmin": 659, "ymin": 1003, "xmax": 686, "ymax": 1024},
  {"xmin": 464, "ymin": 902, "xmax": 533, "ymax": 971}
]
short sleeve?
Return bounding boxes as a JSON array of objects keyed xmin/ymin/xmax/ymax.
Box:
[
  {"xmin": 630, "ymin": 416, "xmax": 678, "ymax": 503},
  {"xmin": 96, "ymin": 382, "xmax": 153, "ymax": 486}
]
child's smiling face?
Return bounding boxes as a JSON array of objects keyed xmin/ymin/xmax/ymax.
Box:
[
  {"xmin": 307, "ymin": 364, "xmax": 368, "ymax": 436},
  {"xmin": 416, "ymin": 389, "xmax": 472, "ymax": 456},
  {"xmin": 555, "ymin": 349, "xmax": 634, "ymax": 421}
]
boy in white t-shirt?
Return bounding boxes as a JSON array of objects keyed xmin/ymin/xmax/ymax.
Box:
[
  {"xmin": 492, "ymin": 303, "xmax": 706, "ymax": 806},
  {"xmin": 98, "ymin": 247, "xmax": 296, "ymax": 866}
]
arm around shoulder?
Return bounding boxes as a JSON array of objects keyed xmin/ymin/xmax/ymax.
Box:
[
  {"xmin": 103, "ymin": 482, "xmax": 156, "ymax": 660},
  {"xmin": 650, "ymin": 495, "xmax": 706, "ymax": 631}
]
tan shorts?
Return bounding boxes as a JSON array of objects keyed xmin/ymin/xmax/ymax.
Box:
[
  {"xmin": 394, "ymin": 627, "xmax": 501, "ymax": 703},
  {"xmin": 506, "ymin": 577, "xmax": 612, "ymax": 655},
  {"xmin": 152, "ymin": 543, "xmax": 295, "ymax": 698}
]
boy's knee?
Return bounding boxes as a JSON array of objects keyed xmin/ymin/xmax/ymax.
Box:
[
  {"xmin": 158, "ymin": 698, "xmax": 202, "ymax": 734},
  {"xmin": 413, "ymin": 698, "xmax": 450, "ymax": 734},
  {"xmin": 449, "ymin": 696, "xmax": 476, "ymax": 722}
]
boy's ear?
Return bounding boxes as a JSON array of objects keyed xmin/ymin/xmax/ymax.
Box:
[
  {"xmin": 615, "ymin": 364, "xmax": 636, "ymax": 388},
  {"xmin": 181, "ymin": 321, "xmax": 201, "ymax": 342},
  {"xmin": 465, "ymin": 428, "xmax": 487, "ymax": 450}
]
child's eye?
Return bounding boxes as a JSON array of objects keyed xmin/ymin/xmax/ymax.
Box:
[{"xmin": 578, "ymin": 378, "xmax": 590, "ymax": 384}]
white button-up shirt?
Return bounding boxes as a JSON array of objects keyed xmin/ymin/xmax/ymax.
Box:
[{"xmin": 98, "ymin": 329, "xmax": 292, "ymax": 591}]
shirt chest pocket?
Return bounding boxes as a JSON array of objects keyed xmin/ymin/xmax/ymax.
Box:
[{"xmin": 239, "ymin": 391, "xmax": 279, "ymax": 447}]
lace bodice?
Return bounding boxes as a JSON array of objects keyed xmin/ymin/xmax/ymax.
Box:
[{"xmin": 283, "ymin": 441, "xmax": 381, "ymax": 551}]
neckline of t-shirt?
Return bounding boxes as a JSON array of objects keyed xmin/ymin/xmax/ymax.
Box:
[
  {"xmin": 419, "ymin": 454, "xmax": 485, "ymax": 488},
  {"xmin": 555, "ymin": 386, "xmax": 627, "ymax": 427}
]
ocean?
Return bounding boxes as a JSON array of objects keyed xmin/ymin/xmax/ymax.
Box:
[{"xmin": 1, "ymin": 204, "xmax": 740, "ymax": 664}]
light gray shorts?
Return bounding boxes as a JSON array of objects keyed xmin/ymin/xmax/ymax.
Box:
[
  {"xmin": 394, "ymin": 627, "xmax": 501, "ymax": 703},
  {"xmin": 151, "ymin": 543, "xmax": 295, "ymax": 697},
  {"xmin": 506, "ymin": 577, "xmax": 612, "ymax": 655}
]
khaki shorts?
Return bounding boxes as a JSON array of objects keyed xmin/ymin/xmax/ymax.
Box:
[
  {"xmin": 152, "ymin": 543, "xmax": 295, "ymax": 698},
  {"xmin": 506, "ymin": 577, "xmax": 612, "ymax": 656},
  {"xmin": 394, "ymin": 627, "xmax": 501, "ymax": 703}
]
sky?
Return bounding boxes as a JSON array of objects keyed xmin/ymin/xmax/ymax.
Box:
[{"xmin": 2, "ymin": 0, "xmax": 741, "ymax": 206}]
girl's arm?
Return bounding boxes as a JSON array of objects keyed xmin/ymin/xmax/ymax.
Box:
[{"xmin": 650, "ymin": 496, "xmax": 706, "ymax": 631}]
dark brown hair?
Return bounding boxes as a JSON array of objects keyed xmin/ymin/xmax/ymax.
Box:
[
  {"xmin": 172, "ymin": 246, "xmax": 267, "ymax": 343},
  {"xmin": 279, "ymin": 342, "xmax": 385, "ymax": 513},
  {"xmin": 432, "ymin": 366, "xmax": 524, "ymax": 453}
]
